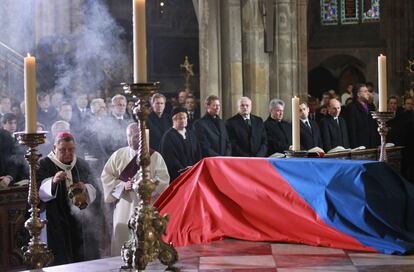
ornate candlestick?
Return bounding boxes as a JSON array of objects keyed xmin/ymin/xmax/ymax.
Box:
[
  {"xmin": 371, "ymin": 111, "xmax": 395, "ymax": 162},
  {"xmin": 14, "ymin": 132, "xmax": 53, "ymax": 269},
  {"xmin": 120, "ymin": 82, "xmax": 178, "ymax": 270}
]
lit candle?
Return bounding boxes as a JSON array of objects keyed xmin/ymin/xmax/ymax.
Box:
[
  {"xmin": 24, "ymin": 54, "xmax": 37, "ymax": 133},
  {"xmin": 133, "ymin": 0, "xmax": 147, "ymax": 83},
  {"xmin": 292, "ymin": 96, "xmax": 300, "ymax": 151},
  {"xmin": 378, "ymin": 54, "xmax": 387, "ymax": 112}
]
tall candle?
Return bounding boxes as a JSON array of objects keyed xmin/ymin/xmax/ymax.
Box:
[
  {"xmin": 378, "ymin": 54, "xmax": 387, "ymax": 112},
  {"xmin": 292, "ymin": 96, "xmax": 300, "ymax": 151},
  {"xmin": 133, "ymin": 0, "xmax": 147, "ymax": 83},
  {"xmin": 24, "ymin": 54, "xmax": 37, "ymax": 133}
]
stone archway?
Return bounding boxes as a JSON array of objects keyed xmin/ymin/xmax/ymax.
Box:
[
  {"xmin": 337, "ymin": 65, "xmax": 366, "ymax": 95},
  {"xmin": 308, "ymin": 54, "xmax": 366, "ymax": 97},
  {"xmin": 308, "ymin": 66, "xmax": 336, "ymax": 99}
]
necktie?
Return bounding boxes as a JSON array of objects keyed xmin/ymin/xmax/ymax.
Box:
[
  {"xmin": 245, "ymin": 118, "xmax": 251, "ymax": 127},
  {"xmin": 188, "ymin": 112, "xmax": 193, "ymax": 120},
  {"xmin": 305, "ymin": 121, "xmax": 312, "ymax": 134}
]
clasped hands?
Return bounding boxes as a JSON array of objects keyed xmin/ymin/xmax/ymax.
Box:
[
  {"xmin": 124, "ymin": 178, "xmax": 134, "ymax": 191},
  {"xmin": 0, "ymin": 176, "xmax": 12, "ymax": 189}
]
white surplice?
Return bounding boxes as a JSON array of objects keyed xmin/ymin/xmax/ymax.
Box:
[{"xmin": 101, "ymin": 147, "xmax": 169, "ymax": 256}]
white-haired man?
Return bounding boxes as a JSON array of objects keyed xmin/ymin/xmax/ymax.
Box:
[
  {"xmin": 264, "ymin": 99, "xmax": 292, "ymax": 155},
  {"xmin": 102, "ymin": 94, "xmax": 133, "ymax": 158},
  {"xmin": 101, "ymin": 123, "xmax": 169, "ymax": 256},
  {"xmin": 226, "ymin": 97, "xmax": 267, "ymax": 157}
]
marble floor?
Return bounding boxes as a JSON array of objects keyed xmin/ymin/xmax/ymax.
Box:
[{"xmin": 24, "ymin": 239, "xmax": 414, "ymax": 271}]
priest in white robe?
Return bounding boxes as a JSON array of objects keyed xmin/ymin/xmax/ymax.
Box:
[{"xmin": 101, "ymin": 122, "xmax": 169, "ymax": 256}]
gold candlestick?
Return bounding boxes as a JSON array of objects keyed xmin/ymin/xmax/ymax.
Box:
[
  {"xmin": 14, "ymin": 132, "xmax": 53, "ymax": 269},
  {"xmin": 371, "ymin": 111, "xmax": 395, "ymax": 162},
  {"xmin": 120, "ymin": 82, "xmax": 178, "ymax": 270}
]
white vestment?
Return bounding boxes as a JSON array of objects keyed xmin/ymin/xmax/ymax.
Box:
[{"xmin": 101, "ymin": 147, "xmax": 169, "ymax": 256}]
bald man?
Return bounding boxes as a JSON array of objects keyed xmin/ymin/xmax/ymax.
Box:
[
  {"xmin": 226, "ymin": 97, "xmax": 267, "ymax": 157},
  {"xmin": 319, "ymin": 98, "xmax": 350, "ymax": 152}
]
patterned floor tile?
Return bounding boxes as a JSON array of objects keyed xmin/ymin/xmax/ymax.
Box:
[
  {"xmin": 356, "ymin": 265, "xmax": 414, "ymax": 271},
  {"xmin": 199, "ymin": 255, "xmax": 276, "ymax": 270},
  {"xmin": 274, "ymin": 254, "xmax": 353, "ymax": 268},
  {"xmin": 349, "ymin": 253, "xmax": 414, "ymax": 266},
  {"xmin": 271, "ymin": 243, "xmax": 346, "ymax": 255},
  {"xmin": 277, "ymin": 265, "xmax": 358, "ymax": 272}
]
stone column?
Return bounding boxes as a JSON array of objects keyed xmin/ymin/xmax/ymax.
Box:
[
  {"xmin": 198, "ymin": 0, "xmax": 222, "ymax": 115},
  {"xmin": 269, "ymin": 0, "xmax": 308, "ymax": 120},
  {"xmin": 221, "ymin": 0, "xmax": 244, "ymax": 119},
  {"xmin": 35, "ymin": 0, "xmax": 84, "ymax": 44},
  {"xmin": 383, "ymin": 0, "xmax": 414, "ymax": 94},
  {"xmin": 241, "ymin": 0, "xmax": 270, "ymax": 119}
]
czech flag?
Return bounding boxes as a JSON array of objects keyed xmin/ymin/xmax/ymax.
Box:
[{"xmin": 154, "ymin": 158, "xmax": 414, "ymax": 255}]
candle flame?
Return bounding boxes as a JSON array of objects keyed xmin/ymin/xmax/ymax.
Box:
[{"xmin": 27, "ymin": 53, "xmax": 31, "ymax": 57}]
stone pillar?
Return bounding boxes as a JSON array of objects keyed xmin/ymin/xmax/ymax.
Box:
[
  {"xmin": 35, "ymin": 0, "xmax": 83, "ymax": 44},
  {"xmin": 198, "ymin": 0, "xmax": 222, "ymax": 115},
  {"xmin": 221, "ymin": 0, "xmax": 244, "ymax": 119},
  {"xmin": 383, "ymin": 0, "xmax": 414, "ymax": 94},
  {"xmin": 269, "ymin": 0, "xmax": 308, "ymax": 120},
  {"xmin": 241, "ymin": 0, "xmax": 270, "ymax": 119}
]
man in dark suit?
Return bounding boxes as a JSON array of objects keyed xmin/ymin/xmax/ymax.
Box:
[
  {"xmin": 299, "ymin": 102, "xmax": 323, "ymax": 150},
  {"xmin": 226, "ymin": 97, "xmax": 267, "ymax": 157},
  {"xmin": 147, "ymin": 93, "xmax": 172, "ymax": 151},
  {"xmin": 0, "ymin": 113, "xmax": 28, "ymax": 184},
  {"xmin": 320, "ymin": 98, "xmax": 350, "ymax": 152},
  {"xmin": 193, "ymin": 95, "xmax": 231, "ymax": 158},
  {"xmin": 308, "ymin": 96, "xmax": 324, "ymax": 125},
  {"xmin": 37, "ymin": 92, "xmax": 59, "ymax": 131},
  {"xmin": 185, "ymin": 96, "xmax": 200, "ymax": 129},
  {"xmin": 264, "ymin": 99, "xmax": 292, "ymax": 155},
  {"xmin": 160, "ymin": 107, "xmax": 201, "ymax": 182},
  {"xmin": 101, "ymin": 94, "xmax": 132, "ymax": 159},
  {"xmin": 345, "ymin": 83, "xmax": 379, "ymax": 148},
  {"xmin": 0, "ymin": 113, "xmax": 18, "ymax": 187},
  {"xmin": 71, "ymin": 92, "xmax": 91, "ymax": 133}
]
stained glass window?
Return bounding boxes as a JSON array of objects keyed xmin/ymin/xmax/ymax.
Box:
[
  {"xmin": 362, "ymin": 0, "xmax": 380, "ymax": 22},
  {"xmin": 321, "ymin": 0, "xmax": 339, "ymax": 25},
  {"xmin": 341, "ymin": 0, "xmax": 359, "ymax": 24},
  {"xmin": 320, "ymin": 0, "xmax": 380, "ymax": 25}
]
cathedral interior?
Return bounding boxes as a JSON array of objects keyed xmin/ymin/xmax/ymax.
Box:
[{"xmin": 1, "ymin": 0, "xmax": 414, "ymax": 271}]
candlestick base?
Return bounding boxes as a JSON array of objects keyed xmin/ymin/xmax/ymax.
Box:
[
  {"xmin": 120, "ymin": 82, "xmax": 178, "ymax": 271},
  {"xmin": 284, "ymin": 150, "xmax": 308, "ymax": 158},
  {"xmin": 14, "ymin": 132, "xmax": 54, "ymax": 269},
  {"xmin": 371, "ymin": 111, "xmax": 395, "ymax": 162}
]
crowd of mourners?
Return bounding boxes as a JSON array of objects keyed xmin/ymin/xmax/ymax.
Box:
[{"xmin": 0, "ymin": 82, "xmax": 413, "ymax": 265}]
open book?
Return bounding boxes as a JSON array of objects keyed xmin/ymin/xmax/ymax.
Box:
[
  {"xmin": 13, "ymin": 179, "xmax": 29, "ymax": 186},
  {"xmin": 327, "ymin": 146, "xmax": 366, "ymax": 154},
  {"xmin": 269, "ymin": 152, "xmax": 286, "ymax": 158},
  {"xmin": 307, "ymin": 146, "xmax": 325, "ymax": 158},
  {"xmin": 307, "ymin": 147, "xmax": 324, "ymax": 153}
]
